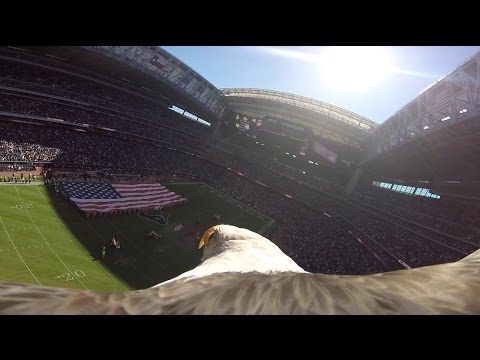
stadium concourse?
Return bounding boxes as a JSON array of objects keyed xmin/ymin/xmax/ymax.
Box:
[{"xmin": 0, "ymin": 47, "xmax": 479, "ymax": 280}]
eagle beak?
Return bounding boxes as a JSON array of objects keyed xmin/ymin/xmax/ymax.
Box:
[{"xmin": 199, "ymin": 227, "xmax": 215, "ymax": 249}]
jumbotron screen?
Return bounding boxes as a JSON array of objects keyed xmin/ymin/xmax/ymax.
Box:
[{"xmin": 227, "ymin": 113, "xmax": 338, "ymax": 164}]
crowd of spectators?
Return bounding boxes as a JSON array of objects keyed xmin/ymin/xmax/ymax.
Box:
[
  {"xmin": 353, "ymin": 187, "xmax": 480, "ymax": 235},
  {"xmin": 0, "ymin": 51, "xmax": 478, "ymax": 275}
]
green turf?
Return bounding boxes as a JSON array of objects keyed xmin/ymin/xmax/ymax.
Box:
[{"xmin": 0, "ymin": 182, "xmax": 274, "ymax": 291}]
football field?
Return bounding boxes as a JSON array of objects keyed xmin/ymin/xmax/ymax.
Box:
[{"xmin": 0, "ymin": 182, "xmax": 274, "ymax": 291}]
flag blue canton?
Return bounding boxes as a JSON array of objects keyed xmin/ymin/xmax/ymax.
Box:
[{"xmin": 59, "ymin": 182, "xmax": 121, "ymax": 199}]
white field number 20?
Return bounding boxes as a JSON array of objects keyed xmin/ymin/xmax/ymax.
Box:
[{"xmin": 54, "ymin": 270, "xmax": 86, "ymax": 281}]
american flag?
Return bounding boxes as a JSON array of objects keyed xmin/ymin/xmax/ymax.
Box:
[
  {"xmin": 149, "ymin": 55, "xmax": 165, "ymax": 70},
  {"xmin": 428, "ymin": 88, "xmax": 450, "ymax": 113},
  {"xmin": 59, "ymin": 182, "xmax": 187, "ymax": 214}
]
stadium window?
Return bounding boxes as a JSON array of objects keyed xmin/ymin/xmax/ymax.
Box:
[
  {"xmin": 169, "ymin": 105, "xmax": 184, "ymax": 115},
  {"xmin": 401, "ymin": 186, "xmax": 407, "ymax": 193},
  {"xmin": 184, "ymin": 111, "xmax": 197, "ymax": 120},
  {"xmin": 420, "ymin": 189, "xmax": 428, "ymax": 196},
  {"xmin": 169, "ymin": 105, "xmax": 211, "ymax": 127},
  {"xmin": 415, "ymin": 188, "xmax": 423, "ymax": 195}
]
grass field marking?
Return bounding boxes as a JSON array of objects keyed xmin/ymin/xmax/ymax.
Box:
[
  {"xmin": 113, "ymin": 256, "xmax": 137, "ymax": 268},
  {"xmin": 85, "ymin": 219, "xmax": 156, "ymax": 287},
  {"xmin": 54, "ymin": 272, "xmax": 75, "ymax": 281},
  {"xmin": 54, "ymin": 270, "xmax": 86, "ymax": 282},
  {"xmin": 14, "ymin": 186, "xmax": 89, "ymax": 290},
  {"xmin": 11, "ymin": 203, "xmax": 34, "ymax": 209},
  {"xmin": 35, "ymin": 186, "xmax": 129, "ymax": 291},
  {"xmin": 0, "ymin": 216, "xmax": 42, "ymax": 285},
  {"xmin": 106, "ymin": 219, "xmax": 167, "ymax": 275},
  {"xmin": 35, "ymin": 186, "xmax": 68, "ymax": 229},
  {"xmin": 0, "ymin": 183, "xmax": 43, "ymax": 186},
  {"xmin": 81, "ymin": 221, "xmax": 130, "ymax": 291}
]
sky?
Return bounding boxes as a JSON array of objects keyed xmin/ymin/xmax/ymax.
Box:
[{"xmin": 161, "ymin": 46, "xmax": 480, "ymax": 124}]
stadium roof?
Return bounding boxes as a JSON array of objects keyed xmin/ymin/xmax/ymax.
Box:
[{"xmin": 221, "ymin": 88, "xmax": 378, "ymax": 148}]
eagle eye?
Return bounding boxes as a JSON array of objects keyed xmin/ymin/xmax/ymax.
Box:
[{"xmin": 208, "ymin": 230, "xmax": 217, "ymax": 241}]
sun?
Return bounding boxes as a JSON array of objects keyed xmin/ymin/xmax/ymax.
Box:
[{"xmin": 319, "ymin": 47, "xmax": 393, "ymax": 92}]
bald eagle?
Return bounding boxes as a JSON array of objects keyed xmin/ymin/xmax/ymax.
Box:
[{"xmin": 0, "ymin": 224, "xmax": 479, "ymax": 314}]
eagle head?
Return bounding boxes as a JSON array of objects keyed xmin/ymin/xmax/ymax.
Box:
[{"xmin": 196, "ymin": 224, "xmax": 306, "ymax": 273}]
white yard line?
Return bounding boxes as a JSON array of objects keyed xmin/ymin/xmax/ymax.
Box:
[
  {"xmin": 14, "ymin": 186, "xmax": 89, "ymax": 290},
  {"xmin": 0, "ymin": 216, "xmax": 42, "ymax": 285},
  {"xmin": 82, "ymin": 221, "xmax": 129, "ymax": 291}
]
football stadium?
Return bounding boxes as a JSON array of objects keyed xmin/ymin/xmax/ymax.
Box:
[{"xmin": 0, "ymin": 46, "xmax": 479, "ymax": 314}]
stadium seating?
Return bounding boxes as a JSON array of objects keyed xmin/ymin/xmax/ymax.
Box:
[{"xmin": 1, "ymin": 52, "xmax": 478, "ymax": 275}]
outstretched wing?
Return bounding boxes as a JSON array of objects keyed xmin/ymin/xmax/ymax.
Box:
[{"xmin": 1, "ymin": 250, "xmax": 479, "ymax": 314}]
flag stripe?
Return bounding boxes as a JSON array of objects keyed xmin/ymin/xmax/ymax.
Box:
[
  {"xmin": 111, "ymin": 183, "xmax": 166, "ymax": 188},
  {"xmin": 428, "ymin": 89, "xmax": 450, "ymax": 113},
  {"xmin": 59, "ymin": 182, "xmax": 186, "ymax": 213},
  {"xmin": 71, "ymin": 193, "xmax": 182, "ymax": 204},
  {"xmin": 113, "ymin": 188, "xmax": 172, "ymax": 196},
  {"xmin": 76, "ymin": 198, "xmax": 187, "ymax": 212}
]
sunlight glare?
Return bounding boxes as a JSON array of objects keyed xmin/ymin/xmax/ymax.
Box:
[{"xmin": 319, "ymin": 47, "xmax": 393, "ymax": 92}]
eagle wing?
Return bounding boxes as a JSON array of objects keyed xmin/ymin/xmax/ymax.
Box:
[
  {"xmin": 1, "ymin": 253, "xmax": 479, "ymax": 314},
  {"xmin": 1, "ymin": 226, "xmax": 479, "ymax": 315}
]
